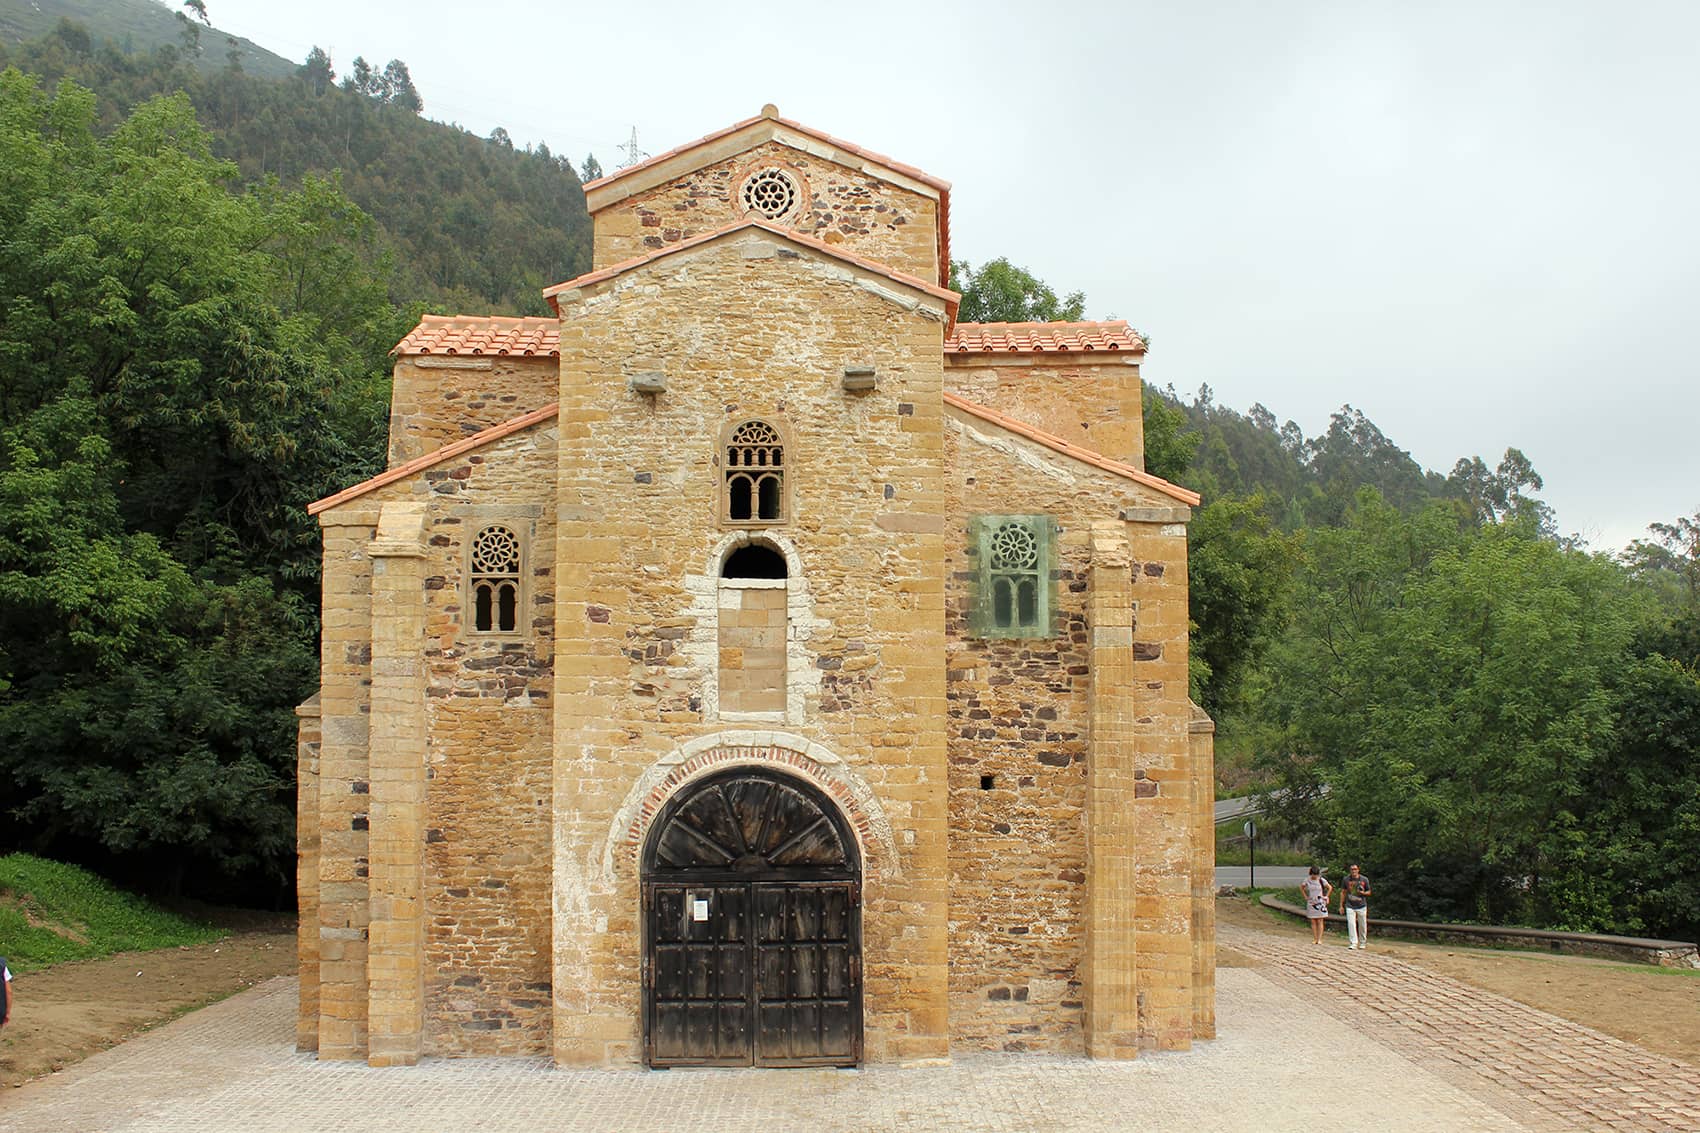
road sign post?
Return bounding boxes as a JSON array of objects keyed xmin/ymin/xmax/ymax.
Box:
[{"xmin": 1243, "ymin": 819, "xmax": 1257, "ymax": 889}]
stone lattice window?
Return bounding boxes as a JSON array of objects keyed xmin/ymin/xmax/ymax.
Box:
[
  {"xmin": 469, "ymin": 524, "xmax": 521, "ymax": 633},
  {"xmin": 725, "ymin": 420, "xmax": 785, "ymax": 524},
  {"xmin": 969, "ymin": 515, "xmax": 1055, "ymax": 639},
  {"xmin": 741, "ymin": 168, "xmax": 800, "ymax": 220}
]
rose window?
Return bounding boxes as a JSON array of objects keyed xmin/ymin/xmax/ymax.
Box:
[{"xmin": 741, "ymin": 169, "xmax": 800, "ymax": 220}]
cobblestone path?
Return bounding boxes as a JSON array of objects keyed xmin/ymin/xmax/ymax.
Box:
[
  {"xmin": 3, "ymin": 929, "xmax": 1693, "ymax": 1132},
  {"xmin": 1221, "ymin": 923, "xmax": 1700, "ymax": 1132}
]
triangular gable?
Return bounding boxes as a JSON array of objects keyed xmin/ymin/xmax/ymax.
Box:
[
  {"xmin": 583, "ymin": 106, "xmax": 952, "ymax": 289},
  {"xmin": 943, "ymin": 391, "xmax": 1201, "ymax": 507},
  {"xmin": 542, "ymin": 219, "xmax": 959, "ymax": 320},
  {"xmin": 307, "ymin": 404, "xmax": 559, "ymax": 516}
]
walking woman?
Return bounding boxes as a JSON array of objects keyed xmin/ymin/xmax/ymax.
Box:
[{"xmin": 1300, "ymin": 866, "xmax": 1332, "ymax": 944}]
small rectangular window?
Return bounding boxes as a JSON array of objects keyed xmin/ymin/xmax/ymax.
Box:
[
  {"xmin": 967, "ymin": 515, "xmax": 1055, "ymax": 639},
  {"xmin": 469, "ymin": 524, "xmax": 523, "ymax": 635}
]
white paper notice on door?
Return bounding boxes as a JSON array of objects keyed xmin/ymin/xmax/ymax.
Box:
[{"xmin": 691, "ymin": 897, "xmax": 710, "ymax": 922}]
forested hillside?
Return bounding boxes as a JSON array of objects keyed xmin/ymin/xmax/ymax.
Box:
[
  {"xmin": 0, "ymin": 12, "xmax": 594, "ymax": 314},
  {"xmin": 0, "ymin": 0, "xmax": 294, "ymax": 80}
]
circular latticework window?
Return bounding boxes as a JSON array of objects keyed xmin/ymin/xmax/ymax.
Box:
[
  {"xmin": 990, "ymin": 523, "xmax": 1038, "ymax": 570},
  {"xmin": 471, "ymin": 525, "xmax": 520, "ymax": 576},
  {"xmin": 741, "ymin": 169, "xmax": 800, "ymax": 219}
]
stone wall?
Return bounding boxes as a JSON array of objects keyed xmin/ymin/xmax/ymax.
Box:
[
  {"xmin": 295, "ymin": 695, "xmax": 321, "ymax": 1052},
  {"xmin": 313, "ymin": 507, "xmax": 376, "ymax": 1060},
  {"xmin": 310, "ymin": 422, "xmax": 558, "ymax": 1060},
  {"xmin": 387, "ymin": 355, "xmax": 559, "ymax": 466},
  {"xmin": 590, "ymin": 139, "xmax": 941, "ymax": 286},
  {"xmin": 941, "ymin": 406, "xmax": 1198, "ymax": 1054},
  {"xmin": 549, "ymin": 230, "xmax": 952, "ymax": 1065},
  {"xmin": 718, "ymin": 579, "xmax": 788, "ymax": 714},
  {"xmin": 943, "ymin": 356, "xmax": 1146, "ymax": 468}
]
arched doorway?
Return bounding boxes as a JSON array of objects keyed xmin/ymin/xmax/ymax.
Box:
[{"xmin": 642, "ymin": 767, "xmax": 862, "ymax": 1068}]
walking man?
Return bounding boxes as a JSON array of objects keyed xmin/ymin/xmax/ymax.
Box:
[{"xmin": 1337, "ymin": 863, "xmax": 1372, "ymax": 949}]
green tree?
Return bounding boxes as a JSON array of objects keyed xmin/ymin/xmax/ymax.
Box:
[
  {"xmin": 298, "ymin": 46, "xmax": 334, "ymax": 97},
  {"xmin": 1187, "ymin": 494, "xmax": 1299, "ymax": 717},
  {"xmin": 1625, "ymin": 510, "xmax": 1700, "ymax": 614},
  {"xmin": 0, "ymin": 71, "xmax": 392, "ymax": 895},
  {"xmin": 379, "ymin": 59, "xmax": 421, "ymax": 114},
  {"xmin": 1255, "ymin": 491, "xmax": 1650, "ymax": 926},
  {"xmin": 950, "ymin": 257, "xmax": 1087, "ymax": 323},
  {"xmin": 1140, "ymin": 384, "xmax": 1198, "ymax": 485}
]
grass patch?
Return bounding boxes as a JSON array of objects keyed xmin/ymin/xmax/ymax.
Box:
[{"xmin": 0, "ymin": 854, "xmax": 223, "ymax": 972}]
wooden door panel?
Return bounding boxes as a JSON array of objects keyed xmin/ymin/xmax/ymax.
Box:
[
  {"xmin": 753, "ymin": 882, "xmax": 858, "ymax": 1066},
  {"xmin": 648, "ymin": 883, "xmax": 753, "ymax": 1066}
]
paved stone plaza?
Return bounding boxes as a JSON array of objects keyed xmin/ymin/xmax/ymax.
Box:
[{"xmin": 5, "ymin": 925, "xmax": 1698, "ymax": 1132}]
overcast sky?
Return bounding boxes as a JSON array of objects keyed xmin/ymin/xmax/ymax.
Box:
[{"xmin": 195, "ymin": 0, "xmax": 1699, "ymax": 552}]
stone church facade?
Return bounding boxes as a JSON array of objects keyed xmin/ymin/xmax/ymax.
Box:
[{"xmin": 297, "ymin": 106, "xmax": 1216, "ymax": 1069}]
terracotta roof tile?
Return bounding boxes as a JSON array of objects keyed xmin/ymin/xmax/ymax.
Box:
[
  {"xmin": 543, "ymin": 219, "xmax": 959, "ymax": 316},
  {"xmin": 393, "ymin": 315, "xmax": 560, "ymax": 358},
  {"xmin": 945, "ymin": 321, "xmax": 1148, "ymax": 356},
  {"xmin": 943, "ymin": 391, "xmax": 1200, "ymax": 506},
  {"xmin": 307, "ymin": 404, "xmax": 560, "ymax": 515}
]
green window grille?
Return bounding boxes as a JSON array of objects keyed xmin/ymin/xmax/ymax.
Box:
[{"xmin": 968, "ymin": 515, "xmax": 1055, "ymax": 639}]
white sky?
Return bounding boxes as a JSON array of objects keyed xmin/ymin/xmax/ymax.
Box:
[{"xmin": 194, "ymin": 0, "xmax": 1700, "ymax": 552}]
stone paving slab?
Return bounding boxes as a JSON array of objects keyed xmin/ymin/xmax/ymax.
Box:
[
  {"xmin": 1, "ymin": 967, "xmax": 1526, "ymax": 1133},
  {"xmin": 1221, "ymin": 923, "xmax": 1700, "ymax": 1133}
]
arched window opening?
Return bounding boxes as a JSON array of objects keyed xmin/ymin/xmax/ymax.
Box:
[
  {"xmin": 1017, "ymin": 578, "xmax": 1038, "ymax": 627},
  {"xmin": 728, "ymin": 473, "xmax": 754, "ymax": 521},
  {"xmin": 725, "ymin": 420, "xmax": 785, "ymax": 524},
  {"xmin": 470, "ymin": 524, "xmax": 521, "ymax": 634},
  {"xmin": 756, "ymin": 473, "xmax": 782, "ymax": 521},
  {"xmin": 723, "ymin": 544, "xmax": 788, "ymax": 580},
  {"xmin": 993, "ymin": 577, "xmax": 1013, "ymax": 628}
]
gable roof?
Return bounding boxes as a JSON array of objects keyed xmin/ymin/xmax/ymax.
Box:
[
  {"xmin": 943, "ymin": 391, "xmax": 1201, "ymax": 507},
  {"xmin": 542, "ymin": 218, "xmax": 959, "ymax": 319},
  {"xmin": 307, "ymin": 404, "xmax": 560, "ymax": 516},
  {"xmin": 394, "ymin": 315, "xmax": 560, "ymax": 358},
  {"xmin": 583, "ymin": 106, "xmax": 952, "ymax": 289},
  {"xmin": 946, "ymin": 321, "xmax": 1148, "ymax": 356}
]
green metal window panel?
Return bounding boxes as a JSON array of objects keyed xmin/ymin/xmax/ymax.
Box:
[{"xmin": 967, "ymin": 515, "xmax": 1056, "ymax": 639}]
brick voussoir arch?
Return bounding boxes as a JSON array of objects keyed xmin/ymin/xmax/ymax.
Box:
[{"xmin": 604, "ymin": 732, "xmax": 900, "ymax": 884}]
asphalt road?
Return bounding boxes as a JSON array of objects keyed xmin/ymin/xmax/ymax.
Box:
[{"xmin": 1215, "ymin": 865, "xmax": 1312, "ymax": 888}]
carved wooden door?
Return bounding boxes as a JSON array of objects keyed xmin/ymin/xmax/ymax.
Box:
[{"xmin": 643, "ymin": 769, "xmax": 861, "ymax": 1068}]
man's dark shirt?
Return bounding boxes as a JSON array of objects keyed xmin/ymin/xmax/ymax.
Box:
[{"xmin": 1344, "ymin": 876, "xmax": 1371, "ymax": 909}]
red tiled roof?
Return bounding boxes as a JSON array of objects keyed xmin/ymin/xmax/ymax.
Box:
[
  {"xmin": 307, "ymin": 404, "xmax": 560, "ymax": 516},
  {"xmin": 945, "ymin": 321, "xmax": 1148, "ymax": 356},
  {"xmin": 584, "ymin": 107, "xmax": 953, "ymax": 291},
  {"xmin": 393, "ymin": 315, "xmax": 560, "ymax": 358},
  {"xmin": 542, "ymin": 218, "xmax": 959, "ymax": 317},
  {"xmin": 942, "ymin": 392, "xmax": 1200, "ymax": 506}
]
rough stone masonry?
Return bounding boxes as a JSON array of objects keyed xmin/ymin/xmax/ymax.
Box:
[{"xmin": 299, "ymin": 104, "xmax": 1214, "ymax": 1068}]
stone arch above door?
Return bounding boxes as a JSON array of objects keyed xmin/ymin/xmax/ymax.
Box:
[{"xmin": 604, "ymin": 732, "xmax": 900, "ymax": 884}]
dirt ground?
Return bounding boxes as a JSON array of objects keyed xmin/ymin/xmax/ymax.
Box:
[
  {"xmin": 1217, "ymin": 895, "xmax": 1700, "ymax": 1068},
  {"xmin": 0, "ymin": 924, "xmax": 295, "ymax": 1087}
]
